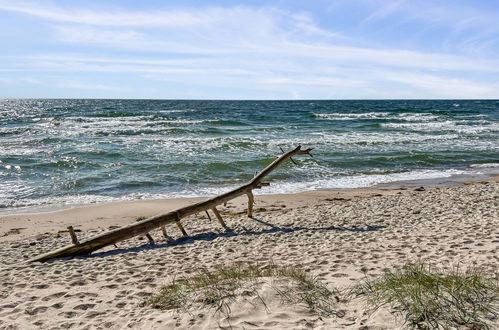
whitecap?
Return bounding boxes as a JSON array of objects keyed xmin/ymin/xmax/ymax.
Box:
[
  {"xmin": 314, "ymin": 112, "xmax": 390, "ymax": 120},
  {"xmin": 470, "ymin": 163, "xmax": 499, "ymax": 168},
  {"xmin": 381, "ymin": 121, "xmax": 499, "ymax": 133}
]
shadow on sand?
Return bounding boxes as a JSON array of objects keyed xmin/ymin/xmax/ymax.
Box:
[{"xmin": 58, "ymin": 217, "xmax": 385, "ymax": 262}]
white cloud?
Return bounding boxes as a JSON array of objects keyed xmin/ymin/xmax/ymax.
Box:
[
  {"xmin": 358, "ymin": 0, "xmax": 499, "ymax": 55},
  {"xmin": 4, "ymin": 1, "xmax": 499, "ymax": 74},
  {"xmin": 0, "ymin": 76, "xmax": 43, "ymax": 85},
  {"xmin": 381, "ymin": 72, "xmax": 498, "ymax": 98},
  {"xmin": 56, "ymin": 80, "xmax": 126, "ymax": 91},
  {"xmin": 0, "ymin": 74, "xmax": 127, "ymax": 92},
  {"xmin": 1, "ymin": 1, "xmax": 498, "ymax": 98},
  {"xmin": 43, "ymin": 22, "xmax": 499, "ymax": 75},
  {"xmin": 260, "ymin": 76, "xmax": 366, "ymax": 87},
  {"xmin": 360, "ymin": 0, "xmax": 499, "ymax": 29},
  {"xmin": 0, "ymin": 1, "xmax": 216, "ymax": 27},
  {"xmin": 290, "ymin": 12, "xmax": 343, "ymax": 39},
  {"xmin": 362, "ymin": 0, "xmax": 408, "ymax": 24},
  {"xmin": 54, "ymin": 26, "xmax": 147, "ymax": 46}
]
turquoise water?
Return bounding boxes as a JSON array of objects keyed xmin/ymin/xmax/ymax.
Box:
[{"xmin": 1, "ymin": 99, "xmax": 498, "ymax": 213}]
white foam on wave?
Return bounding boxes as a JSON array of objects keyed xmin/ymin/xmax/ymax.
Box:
[
  {"xmin": 0, "ymin": 147, "xmax": 41, "ymax": 156},
  {"xmin": 0, "ymin": 193, "xmax": 126, "ymax": 214},
  {"xmin": 254, "ymin": 168, "xmax": 469, "ymax": 194},
  {"xmin": 314, "ymin": 112, "xmax": 442, "ymax": 122},
  {"xmin": 470, "ymin": 163, "xmax": 499, "ymax": 168},
  {"xmin": 158, "ymin": 109, "xmax": 197, "ymax": 114},
  {"xmin": 32, "ymin": 116, "xmax": 206, "ymax": 138},
  {"xmin": 69, "ymin": 130, "xmax": 464, "ymax": 159},
  {"xmin": 382, "ymin": 121, "xmax": 499, "ymax": 133},
  {"xmin": 1, "ymin": 167, "xmax": 491, "ymax": 215},
  {"xmin": 124, "ymin": 168, "xmax": 472, "ymax": 197},
  {"xmin": 117, "ymin": 131, "xmax": 462, "ymax": 158},
  {"xmin": 314, "ymin": 112, "xmax": 390, "ymax": 120},
  {"xmin": 132, "ymin": 168, "xmax": 473, "ymax": 198},
  {"xmin": 397, "ymin": 113, "xmax": 441, "ymax": 122}
]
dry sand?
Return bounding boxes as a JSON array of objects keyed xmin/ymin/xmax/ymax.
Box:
[{"xmin": 0, "ymin": 178, "xmax": 498, "ymax": 329}]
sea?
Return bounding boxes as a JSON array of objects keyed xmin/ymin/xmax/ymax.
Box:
[{"xmin": 1, "ymin": 99, "xmax": 498, "ymax": 214}]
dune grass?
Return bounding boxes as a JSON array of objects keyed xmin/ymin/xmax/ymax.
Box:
[
  {"xmin": 147, "ymin": 263, "xmax": 338, "ymax": 317},
  {"xmin": 352, "ymin": 263, "xmax": 499, "ymax": 329}
]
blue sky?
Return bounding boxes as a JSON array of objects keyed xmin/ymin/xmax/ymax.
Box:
[{"xmin": 1, "ymin": 0, "xmax": 499, "ymax": 99}]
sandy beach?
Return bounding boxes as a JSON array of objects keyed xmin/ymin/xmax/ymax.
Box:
[
  {"xmin": 0, "ymin": 177, "xmax": 498, "ymax": 329},
  {"xmin": 3, "ymin": 0, "xmax": 499, "ymax": 328}
]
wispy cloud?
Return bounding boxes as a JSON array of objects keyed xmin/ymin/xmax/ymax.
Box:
[
  {"xmin": 358, "ymin": 0, "xmax": 499, "ymax": 55},
  {"xmin": 0, "ymin": 0, "xmax": 498, "ymax": 98},
  {"xmin": 0, "ymin": 1, "xmax": 217, "ymax": 27},
  {"xmin": 360, "ymin": 0, "xmax": 499, "ymax": 29},
  {"xmin": 56, "ymin": 79, "xmax": 127, "ymax": 91},
  {"xmin": 378, "ymin": 71, "xmax": 499, "ymax": 98},
  {"xmin": 0, "ymin": 74, "xmax": 127, "ymax": 92},
  {"xmin": 362, "ymin": 0, "xmax": 408, "ymax": 24}
]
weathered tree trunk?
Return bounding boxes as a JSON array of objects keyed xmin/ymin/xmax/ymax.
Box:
[{"xmin": 30, "ymin": 146, "xmax": 312, "ymax": 262}]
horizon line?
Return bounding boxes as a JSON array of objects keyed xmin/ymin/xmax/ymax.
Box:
[{"xmin": 2, "ymin": 97, "xmax": 499, "ymax": 101}]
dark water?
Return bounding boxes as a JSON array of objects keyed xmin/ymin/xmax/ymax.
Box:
[{"xmin": 1, "ymin": 99, "xmax": 498, "ymax": 213}]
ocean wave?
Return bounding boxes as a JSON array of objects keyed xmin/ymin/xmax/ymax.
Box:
[
  {"xmin": 0, "ymin": 145, "xmax": 43, "ymax": 156},
  {"xmin": 0, "ymin": 168, "xmax": 473, "ymax": 213},
  {"xmin": 470, "ymin": 163, "xmax": 499, "ymax": 168},
  {"xmin": 1, "ymin": 99, "xmax": 498, "ymax": 214},
  {"xmin": 0, "ymin": 194, "xmax": 124, "ymax": 214},
  {"xmin": 101, "ymin": 132, "xmax": 460, "ymax": 157},
  {"xmin": 314, "ymin": 112, "xmax": 390, "ymax": 120},
  {"xmin": 255, "ymin": 168, "xmax": 470, "ymax": 193},
  {"xmin": 304, "ymin": 131, "xmax": 459, "ymax": 146},
  {"xmin": 382, "ymin": 120, "xmax": 499, "ymax": 133},
  {"xmin": 47, "ymin": 115, "xmax": 204, "ymax": 126},
  {"xmin": 158, "ymin": 109, "xmax": 197, "ymax": 113},
  {"xmin": 29, "ymin": 116, "xmax": 206, "ymax": 137},
  {"xmin": 0, "ymin": 127, "xmax": 32, "ymax": 137},
  {"xmin": 314, "ymin": 112, "xmax": 442, "ymax": 122},
  {"xmin": 397, "ymin": 113, "xmax": 441, "ymax": 122},
  {"xmin": 205, "ymin": 119, "xmax": 249, "ymax": 126},
  {"xmin": 90, "ymin": 111, "xmax": 144, "ymax": 118}
]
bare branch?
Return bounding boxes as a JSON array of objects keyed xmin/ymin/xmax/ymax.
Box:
[{"xmin": 30, "ymin": 146, "xmax": 312, "ymax": 262}]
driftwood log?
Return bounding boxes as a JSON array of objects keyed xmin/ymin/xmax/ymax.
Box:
[{"xmin": 30, "ymin": 146, "xmax": 313, "ymax": 262}]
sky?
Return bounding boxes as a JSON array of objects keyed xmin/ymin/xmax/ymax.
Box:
[{"xmin": 1, "ymin": 0, "xmax": 499, "ymax": 99}]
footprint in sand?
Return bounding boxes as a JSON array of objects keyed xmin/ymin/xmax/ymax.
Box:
[
  {"xmin": 73, "ymin": 303, "xmax": 96, "ymax": 311},
  {"xmin": 42, "ymin": 291, "xmax": 67, "ymax": 301},
  {"xmin": 25, "ymin": 306, "xmax": 48, "ymax": 315},
  {"xmin": 32, "ymin": 320, "xmax": 45, "ymax": 327},
  {"xmin": 69, "ymin": 280, "xmax": 87, "ymax": 286},
  {"xmin": 59, "ymin": 321, "xmax": 76, "ymax": 328},
  {"xmin": 134, "ymin": 291, "xmax": 150, "ymax": 298},
  {"xmin": 74, "ymin": 292, "xmax": 98, "ymax": 299},
  {"xmin": 331, "ymin": 273, "xmax": 349, "ymax": 278},
  {"xmin": 85, "ymin": 310, "xmax": 105, "ymax": 319}
]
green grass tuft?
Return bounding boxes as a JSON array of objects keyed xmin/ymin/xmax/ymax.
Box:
[
  {"xmin": 351, "ymin": 263, "xmax": 499, "ymax": 329},
  {"xmin": 148, "ymin": 263, "xmax": 338, "ymax": 317}
]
